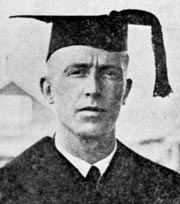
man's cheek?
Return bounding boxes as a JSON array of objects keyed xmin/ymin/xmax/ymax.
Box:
[
  {"xmin": 107, "ymin": 87, "xmax": 123, "ymax": 102},
  {"xmin": 114, "ymin": 86, "xmax": 124, "ymax": 100}
]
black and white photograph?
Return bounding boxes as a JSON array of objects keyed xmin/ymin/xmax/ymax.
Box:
[{"xmin": 0, "ymin": 0, "xmax": 180, "ymax": 203}]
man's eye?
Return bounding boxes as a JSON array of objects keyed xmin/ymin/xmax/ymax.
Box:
[
  {"xmin": 67, "ymin": 69, "xmax": 86, "ymax": 77},
  {"xmin": 106, "ymin": 70, "xmax": 115, "ymax": 76},
  {"xmin": 104, "ymin": 70, "xmax": 120, "ymax": 79}
]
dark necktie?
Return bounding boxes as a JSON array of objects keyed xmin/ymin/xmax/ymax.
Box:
[{"xmin": 86, "ymin": 166, "xmax": 101, "ymax": 185}]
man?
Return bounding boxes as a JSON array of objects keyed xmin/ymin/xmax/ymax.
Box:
[{"xmin": 0, "ymin": 9, "xmax": 180, "ymax": 204}]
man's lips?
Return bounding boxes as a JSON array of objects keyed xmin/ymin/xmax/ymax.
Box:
[{"xmin": 77, "ymin": 107, "xmax": 106, "ymax": 112}]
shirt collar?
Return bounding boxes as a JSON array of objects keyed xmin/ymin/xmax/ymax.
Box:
[{"xmin": 54, "ymin": 134, "xmax": 117, "ymax": 177}]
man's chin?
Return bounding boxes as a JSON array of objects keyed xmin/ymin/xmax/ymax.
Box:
[{"xmin": 73, "ymin": 123, "xmax": 107, "ymax": 138}]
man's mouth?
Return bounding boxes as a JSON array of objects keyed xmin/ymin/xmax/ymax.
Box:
[{"xmin": 78, "ymin": 107, "xmax": 106, "ymax": 112}]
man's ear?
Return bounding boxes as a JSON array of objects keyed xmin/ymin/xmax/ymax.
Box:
[
  {"xmin": 122, "ymin": 78, "xmax": 132, "ymax": 105},
  {"xmin": 40, "ymin": 77, "xmax": 54, "ymax": 104}
]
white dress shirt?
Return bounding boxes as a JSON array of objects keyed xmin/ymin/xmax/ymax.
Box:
[{"xmin": 55, "ymin": 135, "xmax": 117, "ymax": 177}]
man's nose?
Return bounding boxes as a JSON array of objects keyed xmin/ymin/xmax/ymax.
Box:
[{"xmin": 84, "ymin": 70, "xmax": 101, "ymax": 98}]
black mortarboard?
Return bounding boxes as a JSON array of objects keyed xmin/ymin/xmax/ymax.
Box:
[
  {"xmin": 11, "ymin": 14, "xmax": 128, "ymax": 60},
  {"xmin": 10, "ymin": 9, "xmax": 172, "ymax": 97}
]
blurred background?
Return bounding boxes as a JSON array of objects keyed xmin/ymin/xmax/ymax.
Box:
[{"xmin": 0, "ymin": 0, "xmax": 180, "ymax": 172}]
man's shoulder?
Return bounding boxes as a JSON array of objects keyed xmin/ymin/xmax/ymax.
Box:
[
  {"xmin": 114, "ymin": 140, "xmax": 180, "ymax": 202},
  {"xmin": 0, "ymin": 137, "xmax": 55, "ymax": 177},
  {"xmin": 116, "ymin": 139, "xmax": 180, "ymax": 189},
  {"xmin": 116, "ymin": 139, "xmax": 180, "ymax": 175}
]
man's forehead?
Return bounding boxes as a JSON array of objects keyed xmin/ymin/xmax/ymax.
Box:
[{"xmin": 48, "ymin": 46, "xmax": 127, "ymax": 68}]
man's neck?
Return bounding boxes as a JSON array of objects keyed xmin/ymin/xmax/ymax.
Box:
[{"xmin": 55, "ymin": 124, "xmax": 116, "ymax": 164}]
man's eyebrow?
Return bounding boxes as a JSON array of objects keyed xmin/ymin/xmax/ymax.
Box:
[
  {"xmin": 98, "ymin": 64, "xmax": 120, "ymax": 70},
  {"xmin": 64, "ymin": 63, "xmax": 91, "ymax": 72}
]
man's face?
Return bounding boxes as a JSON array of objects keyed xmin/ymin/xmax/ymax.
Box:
[{"xmin": 43, "ymin": 46, "xmax": 130, "ymax": 137}]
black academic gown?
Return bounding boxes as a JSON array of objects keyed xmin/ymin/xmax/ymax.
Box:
[{"xmin": 0, "ymin": 136, "xmax": 180, "ymax": 204}]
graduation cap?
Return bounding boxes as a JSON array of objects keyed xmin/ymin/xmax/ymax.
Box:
[{"xmin": 10, "ymin": 9, "xmax": 172, "ymax": 97}]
